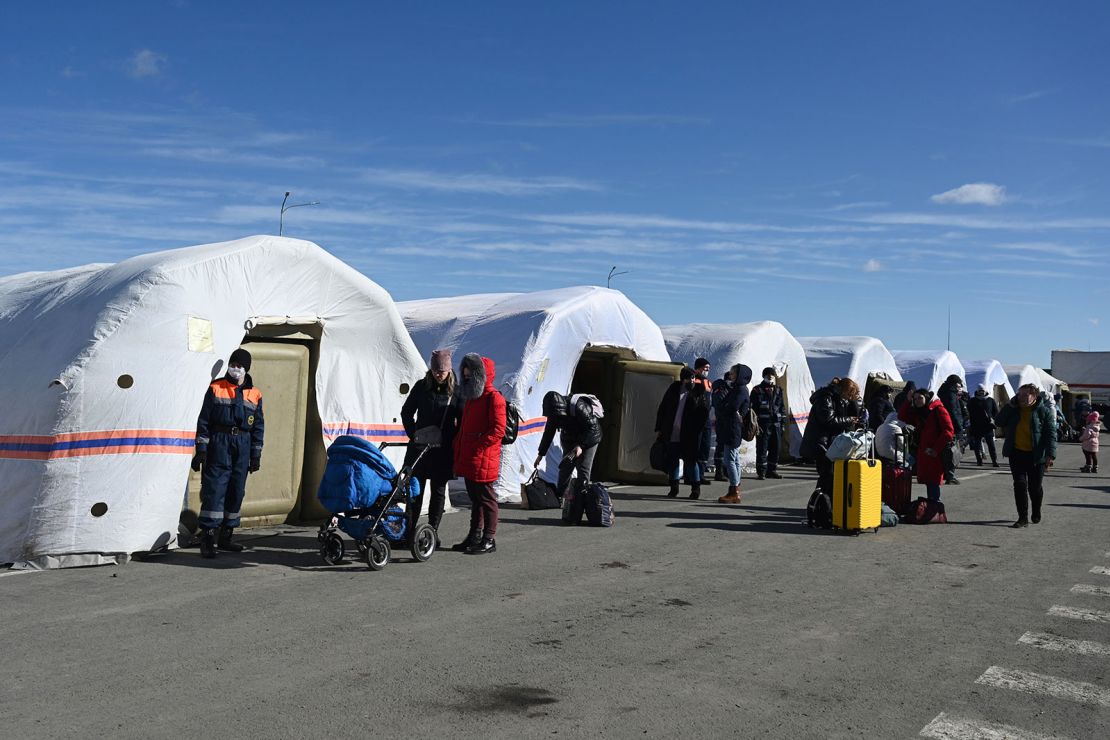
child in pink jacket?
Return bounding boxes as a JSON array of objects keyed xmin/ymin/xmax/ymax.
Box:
[{"xmin": 1080, "ymin": 411, "xmax": 1100, "ymax": 473}]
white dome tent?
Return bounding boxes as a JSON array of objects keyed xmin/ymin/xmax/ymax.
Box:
[
  {"xmin": 0, "ymin": 236, "xmax": 426, "ymax": 568},
  {"xmin": 662, "ymin": 322, "xmax": 815, "ymax": 468},
  {"xmin": 398, "ymin": 287, "xmax": 673, "ymax": 501},
  {"xmin": 1004, "ymin": 364, "xmax": 1065, "ymax": 397},
  {"xmin": 891, "ymin": 350, "xmax": 967, "ymax": 392},
  {"xmin": 963, "ymin": 359, "xmax": 1016, "ymax": 405},
  {"xmin": 796, "ymin": 336, "xmax": 903, "ymax": 392}
]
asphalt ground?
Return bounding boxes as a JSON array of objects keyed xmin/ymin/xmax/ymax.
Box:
[{"xmin": 2, "ymin": 443, "xmax": 1107, "ymax": 739}]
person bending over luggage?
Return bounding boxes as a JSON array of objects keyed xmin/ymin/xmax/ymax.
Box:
[
  {"xmin": 750, "ymin": 366, "xmax": 785, "ymax": 480},
  {"xmin": 800, "ymin": 377, "xmax": 864, "ymax": 498},
  {"xmin": 534, "ymin": 391, "xmax": 603, "ymax": 501},
  {"xmin": 191, "ymin": 348, "xmax": 264, "ymax": 559},
  {"xmin": 966, "ymin": 384, "xmax": 999, "ymax": 468},
  {"xmin": 867, "ymin": 385, "xmax": 895, "ymax": 433},
  {"xmin": 715, "ymin": 363, "xmax": 752, "ymax": 504},
  {"xmin": 401, "ymin": 349, "xmax": 463, "ymax": 550},
  {"xmin": 898, "ymin": 388, "xmax": 954, "ymax": 503},
  {"xmin": 452, "ymin": 353, "xmax": 507, "ymax": 554},
  {"xmin": 655, "ymin": 367, "xmax": 711, "ymax": 499},
  {"xmin": 995, "ymin": 384, "xmax": 1056, "ymax": 528}
]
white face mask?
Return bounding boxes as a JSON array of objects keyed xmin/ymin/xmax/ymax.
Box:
[{"xmin": 227, "ymin": 366, "xmax": 245, "ymax": 383}]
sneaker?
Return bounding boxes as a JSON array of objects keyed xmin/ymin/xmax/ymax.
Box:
[
  {"xmin": 1093, "ymin": 467, "xmax": 1099, "ymax": 474},
  {"xmin": 766, "ymin": 471, "xmax": 782, "ymax": 479},
  {"xmin": 947, "ymin": 478, "xmax": 961, "ymax": 485},
  {"xmin": 466, "ymin": 538, "xmax": 496, "ymax": 555},
  {"xmin": 1081, "ymin": 466, "xmax": 1091, "ymax": 473},
  {"xmin": 1010, "ymin": 519, "xmax": 1029, "ymax": 529}
]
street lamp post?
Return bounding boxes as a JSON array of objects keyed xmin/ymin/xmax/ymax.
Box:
[
  {"xmin": 279, "ymin": 191, "xmax": 320, "ymax": 236},
  {"xmin": 607, "ymin": 265, "xmax": 630, "ymax": 289}
]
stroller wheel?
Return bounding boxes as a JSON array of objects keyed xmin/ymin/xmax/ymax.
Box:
[
  {"xmin": 410, "ymin": 523, "xmax": 436, "ymax": 562},
  {"xmin": 367, "ymin": 535, "xmax": 391, "ymax": 571},
  {"xmin": 320, "ymin": 533, "xmax": 345, "ymax": 565}
]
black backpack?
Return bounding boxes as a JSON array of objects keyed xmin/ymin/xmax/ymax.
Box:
[
  {"xmin": 584, "ymin": 482, "xmax": 615, "ymax": 527},
  {"xmin": 492, "ymin": 391, "xmax": 520, "ymax": 445},
  {"xmin": 806, "ymin": 488, "xmax": 832, "ymax": 529}
]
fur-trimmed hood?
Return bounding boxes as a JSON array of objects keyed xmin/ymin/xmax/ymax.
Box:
[{"xmin": 460, "ymin": 353, "xmax": 495, "ymax": 400}]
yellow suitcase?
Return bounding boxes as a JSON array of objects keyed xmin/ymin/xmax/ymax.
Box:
[{"xmin": 832, "ymin": 458, "xmax": 882, "ymax": 532}]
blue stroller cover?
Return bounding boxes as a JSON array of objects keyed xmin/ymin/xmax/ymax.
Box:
[{"xmin": 317, "ymin": 435, "xmax": 419, "ymax": 514}]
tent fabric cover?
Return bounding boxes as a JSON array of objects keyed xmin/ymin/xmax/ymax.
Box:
[
  {"xmin": 963, "ymin": 359, "xmax": 1015, "ymax": 399},
  {"xmin": 0, "ymin": 235, "xmax": 426, "ymax": 567},
  {"xmin": 398, "ymin": 286, "xmax": 670, "ymax": 501},
  {"xmin": 1004, "ymin": 364, "xmax": 1064, "ymax": 397},
  {"xmin": 796, "ymin": 336, "xmax": 903, "ymax": 390},
  {"xmin": 891, "ymin": 350, "xmax": 967, "ymax": 392},
  {"xmin": 662, "ymin": 321, "xmax": 815, "ymax": 464}
]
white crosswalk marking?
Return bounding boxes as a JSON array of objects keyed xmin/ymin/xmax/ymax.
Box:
[
  {"xmin": 975, "ymin": 666, "xmax": 1110, "ymax": 707},
  {"xmin": 919, "ymin": 712, "xmax": 1075, "ymax": 739},
  {"xmin": 1070, "ymin": 584, "xmax": 1110, "ymax": 597},
  {"xmin": 1048, "ymin": 605, "xmax": 1110, "ymax": 623},
  {"xmin": 1018, "ymin": 631, "xmax": 1110, "ymax": 656},
  {"xmin": 1090, "ymin": 565, "xmax": 1110, "ymax": 576}
]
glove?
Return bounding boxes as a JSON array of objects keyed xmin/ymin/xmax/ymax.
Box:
[
  {"xmin": 249, "ymin": 456, "xmax": 261, "ymax": 474},
  {"xmin": 571, "ymin": 445, "xmax": 583, "ymax": 459},
  {"xmin": 533, "ymin": 454, "xmax": 543, "ymax": 469},
  {"xmin": 190, "ymin": 451, "xmax": 206, "ymax": 472}
]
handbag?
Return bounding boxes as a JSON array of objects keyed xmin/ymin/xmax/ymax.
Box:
[
  {"xmin": 649, "ymin": 439, "xmax": 669, "ymax": 472},
  {"xmin": 826, "ymin": 430, "xmax": 874, "ymax": 461}
]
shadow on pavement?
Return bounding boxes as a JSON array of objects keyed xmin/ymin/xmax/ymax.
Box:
[{"xmin": 1049, "ymin": 502, "xmax": 1110, "ymax": 509}]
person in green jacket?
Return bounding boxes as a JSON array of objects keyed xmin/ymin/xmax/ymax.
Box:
[{"xmin": 995, "ymin": 384, "xmax": 1057, "ymax": 528}]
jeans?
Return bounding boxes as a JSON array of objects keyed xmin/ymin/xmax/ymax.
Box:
[
  {"xmin": 755, "ymin": 421, "xmax": 780, "ymax": 474},
  {"xmin": 667, "ymin": 442, "xmax": 700, "ymax": 485},
  {"xmin": 925, "ymin": 483, "xmax": 941, "ymax": 502},
  {"xmin": 465, "ymin": 479, "xmax": 499, "ymax": 539},
  {"xmin": 1008, "ymin": 449, "xmax": 1045, "ymax": 521},
  {"xmin": 556, "ymin": 444, "xmax": 598, "ymax": 498},
  {"xmin": 722, "ymin": 446, "xmax": 742, "ymax": 486}
]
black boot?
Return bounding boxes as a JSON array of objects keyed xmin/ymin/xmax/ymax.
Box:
[
  {"xmin": 217, "ymin": 526, "xmax": 244, "ymax": 552},
  {"xmin": 714, "ymin": 468, "xmax": 727, "ymax": 482},
  {"xmin": 452, "ymin": 529, "xmax": 480, "ymax": 552},
  {"xmin": 689, "ymin": 483, "xmax": 701, "ymax": 500},
  {"xmin": 467, "ymin": 537, "xmax": 496, "ymax": 555},
  {"xmin": 200, "ymin": 528, "xmax": 217, "ymax": 559},
  {"xmin": 667, "ymin": 481, "xmax": 679, "ymax": 498}
]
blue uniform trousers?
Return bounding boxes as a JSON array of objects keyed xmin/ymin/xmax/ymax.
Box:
[
  {"xmin": 199, "ymin": 431, "xmax": 251, "ymax": 529},
  {"xmin": 755, "ymin": 421, "xmax": 780, "ymax": 474}
]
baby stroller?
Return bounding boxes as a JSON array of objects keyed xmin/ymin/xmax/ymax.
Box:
[{"xmin": 316, "ymin": 432, "xmax": 438, "ymax": 570}]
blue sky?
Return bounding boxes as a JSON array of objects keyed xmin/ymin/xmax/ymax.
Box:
[{"xmin": 2, "ymin": 2, "xmax": 1108, "ymax": 367}]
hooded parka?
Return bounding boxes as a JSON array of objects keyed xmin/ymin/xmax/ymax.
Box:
[
  {"xmin": 899, "ymin": 396, "xmax": 955, "ymax": 485},
  {"xmin": 453, "ymin": 354, "xmax": 506, "ymax": 483}
]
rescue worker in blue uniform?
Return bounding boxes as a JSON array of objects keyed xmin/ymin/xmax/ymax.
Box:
[
  {"xmin": 191, "ymin": 348, "xmax": 264, "ymax": 558},
  {"xmin": 751, "ymin": 367, "xmax": 786, "ymax": 479}
]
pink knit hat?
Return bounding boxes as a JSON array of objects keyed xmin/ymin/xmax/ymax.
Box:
[
  {"xmin": 430, "ymin": 349, "xmax": 452, "ymax": 373},
  {"xmin": 1087, "ymin": 411, "xmax": 1100, "ymax": 424}
]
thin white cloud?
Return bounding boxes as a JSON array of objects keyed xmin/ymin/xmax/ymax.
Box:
[
  {"xmin": 525, "ymin": 212, "xmax": 881, "ymax": 234},
  {"xmin": 359, "ymin": 168, "xmax": 601, "ymax": 196},
  {"xmin": 462, "ymin": 113, "xmax": 711, "ymax": 128},
  {"xmin": 931, "ymin": 183, "xmax": 1008, "ymax": 206},
  {"xmin": 60, "ymin": 66, "xmax": 84, "ymax": 79},
  {"xmin": 127, "ymin": 49, "xmax": 168, "ymax": 78},
  {"xmin": 863, "ymin": 259, "xmax": 882, "ymax": 272},
  {"xmin": 1090, "ymin": 318, "xmax": 1101, "ymax": 327},
  {"xmin": 141, "ymin": 146, "xmax": 325, "ymax": 169},
  {"xmin": 850, "ymin": 212, "xmax": 1110, "ymax": 231},
  {"xmin": 1004, "ymin": 89, "xmax": 1054, "ymax": 105},
  {"xmin": 826, "ymin": 201, "xmax": 889, "ymax": 212}
]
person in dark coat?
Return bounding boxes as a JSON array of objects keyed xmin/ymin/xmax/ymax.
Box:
[
  {"xmin": 715, "ymin": 363, "xmax": 752, "ymax": 504},
  {"xmin": 750, "ymin": 366, "xmax": 786, "ymax": 480},
  {"xmin": 711, "ymin": 374, "xmax": 729, "ymax": 481},
  {"xmin": 534, "ymin": 391, "xmax": 604, "ymax": 500},
  {"xmin": 1073, "ymin": 396, "xmax": 1093, "ymax": 429},
  {"xmin": 966, "ymin": 384, "xmax": 999, "ymax": 467},
  {"xmin": 867, "ymin": 385, "xmax": 895, "ymax": 433},
  {"xmin": 995, "ymin": 383, "xmax": 1057, "ymax": 528},
  {"xmin": 400, "ymin": 349, "xmax": 463, "ymax": 548},
  {"xmin": 800, "ymin": 377, "xmax": 864, "ymax": 497},
  {"xmin": 893, "ymin": 381, "xmax": 917, "ymax": 413},
  {"xmin": 937, "ymin": 374, "xmax": 966, "ymax": 484},
  {"xmin": 655, "ymin": 366, "xmax": 712, "ymax": 499},
  {"xmin": 899, "ymin": 388, "xmax": 955, "ymax": 501},
  {"xmin": 693, "ymin": 357, "xmax": 715, "ymax": 485}
]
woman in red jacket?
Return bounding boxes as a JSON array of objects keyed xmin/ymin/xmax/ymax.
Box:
[
  {"xmin": 899, "ymin": 387, "xmax": 955, "ymax": 501},
  {"xmin": 452, "ymin": 353, "xmax": 507, "ymax": 554}
]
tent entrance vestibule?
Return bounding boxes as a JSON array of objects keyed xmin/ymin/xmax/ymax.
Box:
[
  {"xmin": 568, "ymin": 346, "xmax": 681, "ymax": 485},
  {"xmin": 184, "ymin": 322, "xmax": 328, "ymax": 531}
]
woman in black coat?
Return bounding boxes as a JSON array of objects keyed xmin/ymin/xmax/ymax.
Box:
[
  {"xmin": 655, "ymin": 367, "xmax": 712, "ymax": 499},
  {"xmin": 534, "ymin": 391, "xmax": 604, "ymax": 499},
  {"xmin": 400, "ymin": 349, "xmax": 463, "ymax": 545},
  {"xmin": 800, "ymin": 377, "xmax": 863, "ymax": 496}
]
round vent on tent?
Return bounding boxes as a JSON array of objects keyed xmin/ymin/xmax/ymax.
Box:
[
  {"xmin": 117, "ymin": 374, "xmax": 134, "ymax": 389},
  {"xmin": 90, "ymin": 502, "xmax": 108, "ymax": 518},
  {"xmin": 399, "ymin": 383, "xmax": 410, "ymax": 395}
]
